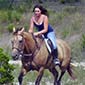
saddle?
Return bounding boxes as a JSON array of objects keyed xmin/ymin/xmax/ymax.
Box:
[
  {"xmin": 33, "ymin": 35, "xmax": 53, "ymax": 53},
  {"xmin": 41, "ymin": 35, "xmax": 53, "ymax": 53}
]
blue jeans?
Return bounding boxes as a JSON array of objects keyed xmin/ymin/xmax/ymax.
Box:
[{"xmin": 46, "ymin": 31, "xmax": 57, "ymax": 50}]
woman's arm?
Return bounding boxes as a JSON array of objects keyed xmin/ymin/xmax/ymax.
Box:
[{"xmin": 28, "ymin": 17, "xmax": 34, "ymax": 33}]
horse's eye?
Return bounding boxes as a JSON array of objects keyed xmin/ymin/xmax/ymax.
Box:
[
  {"xmin": 11, "ymin": 40, "xmax": 13, "ymax": 43},
  {"xmin": 19, "ymin": 40, "xmax": 23, "ymax": 43}
]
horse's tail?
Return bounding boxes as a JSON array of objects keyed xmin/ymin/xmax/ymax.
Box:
[{"xmin": 67, "ymin": 63, "xmax": 76, "ymax": 80}]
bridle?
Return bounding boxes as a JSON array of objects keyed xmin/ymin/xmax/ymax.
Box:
[{"xmin": 12, "ymin": 33, "xmax": 40, "ymax": 58}]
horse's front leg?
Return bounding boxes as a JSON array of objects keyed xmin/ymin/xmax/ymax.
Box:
[
  {"xmin": 35, "ymin": 67, "xmax": 44, "ymax": 85},
  {"xmin": 18, "ymin": 67, "xmax": 27, "ymax": 85}
]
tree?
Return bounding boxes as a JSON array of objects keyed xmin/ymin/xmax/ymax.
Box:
[{"xmin": 0, "ymin": 48, "xmax": 14, "ymax": 84}]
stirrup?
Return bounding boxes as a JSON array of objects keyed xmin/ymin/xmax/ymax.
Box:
[{"xmin": 54, "ymin": 59, "xmax": 60, "ymax": 65}]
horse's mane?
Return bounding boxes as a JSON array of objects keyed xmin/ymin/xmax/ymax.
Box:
[
  {"xmin": 22, "ymin": 32, "xmax": 35, "ymax": 49},
  {"xmin": 22, "ymin": 32, "xmax": 32, "ymax": 40}
]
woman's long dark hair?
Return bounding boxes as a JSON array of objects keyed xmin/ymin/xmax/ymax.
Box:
[{"xmin": 33, "ymin": 4, "xmax": 49, "ymax": 17}]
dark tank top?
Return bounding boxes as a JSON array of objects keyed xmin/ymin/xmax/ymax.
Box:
[{"xmin": 34, "ymin": 22, "xmax": 53, "ymax": 38}]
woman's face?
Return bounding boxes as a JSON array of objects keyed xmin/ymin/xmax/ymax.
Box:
[{"xmin": 34, "ymin": 8, "xmax": 41, "ymax": 17}]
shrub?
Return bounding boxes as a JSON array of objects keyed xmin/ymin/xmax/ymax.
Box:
[
  {"xmin": 8, "ymin": 10, "xmax": 22, "ymax": 22},
  {"xmin": 0, "ymin": 10, "xmax": 8, "ymax": 22},
  {"xmin": 7, "ymin": 23, "xmax": 14, "ymax": 32},
  {"xmin": 0, "ymin": 48, "xmax": 14, "ymax": 84},
  {"xmin": 11, "ymin": 10, "xmax": 21, "ymax": 22}
]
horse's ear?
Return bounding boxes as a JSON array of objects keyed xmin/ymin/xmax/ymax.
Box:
[
  {"xmin": 13, "ymin": 27, "xmax": 16, "ymax": 32},
  {"xmin": 18, "ymin": 27, "xmax": 24, "ymax": 34},
  {"xmin": 21, "ymin": 27, "xmax": 24, "ymax": 32}
]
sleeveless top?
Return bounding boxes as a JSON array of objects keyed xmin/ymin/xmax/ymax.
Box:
[{"xmin": 34, "ymin": 22, "xmax": 53, "ymax": 38}]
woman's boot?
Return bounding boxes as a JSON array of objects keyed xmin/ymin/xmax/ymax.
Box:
[{"xmin": 52, "ymin": 48, "xmax": 60, "ymax": 65}]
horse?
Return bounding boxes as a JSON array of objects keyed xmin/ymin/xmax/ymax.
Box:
[{"xmin": 11, "ymin": 27, "xmax": 75, "ymax": 85}]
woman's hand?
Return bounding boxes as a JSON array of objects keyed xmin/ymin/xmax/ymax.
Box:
[
  {"xmin": 34, "ymin": 32, "xmax": 39, "ymax": 36},
  {"xmin": 34, "ymin": 32, "xmax": 42, "ymax": 37}
]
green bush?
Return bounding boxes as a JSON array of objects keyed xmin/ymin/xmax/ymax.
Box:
[
  {"xmin": 7, "ymin": 23, "xmax": 14, "ymax": 32},
  {"xmin": 0, "ymin": 48, "xmax": 14, "ymax": 84},
  {"xmin": 23, "ymin": 23, "xmax": 29, "ymax": 31},
  {"xmin": 8, "ymin": 10, "xmax": 22, "ymax": 22},
  {"xmin": 0, "ymin": 10, "xmax": 22, "ymax": 23},
  {"xmin": 0, "ymin": 10, "xmax": 8, "ymax": 22}
]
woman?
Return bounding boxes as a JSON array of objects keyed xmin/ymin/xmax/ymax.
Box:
[{"xmin": 28, "ymin": 4, "xmax": 60, "ymax": 65}]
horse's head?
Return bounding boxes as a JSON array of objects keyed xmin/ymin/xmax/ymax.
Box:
[
  {"xmin": 11, "ymin": 27, "xmax": 37, "ymax": 60},
  {"xmin": 11, "ymin": 27, "xmax": 25, "ymax": 60}
]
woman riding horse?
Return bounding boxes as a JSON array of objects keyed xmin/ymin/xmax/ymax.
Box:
[
  {"xmin": 11, "ymin": 27, "xmax": 75, "ymax": 85},
  {"xmin": 28, "ymin": 4, "xmax": 60, "ymax": 65}
]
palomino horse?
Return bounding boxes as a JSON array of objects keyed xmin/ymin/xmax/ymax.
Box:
[{"xmin": 11, "ymin": 27, "xmax": 75, "ymax": 85}]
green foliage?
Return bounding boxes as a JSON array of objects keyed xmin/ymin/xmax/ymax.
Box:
[
  {"xmin": 7, "ymin": 23, "xmax": 14, "ymax": 32},
  {"xmin": 23, "ymin": 23, "xmax": 29, "ymax": 31},
  {"xmin": 8, "ymin": 10, "xmax": 22, "ymax": 22},
  {"xmin": 0, "ymin": 10, "xmax": 22, "ymax": 23},
  {"xmin": 0, "ymin": 10, "xmax": 8, "ymax": 22},
  {"xmin": 16, "ymin": 0, "xmax": 32, "ymax": 13},
  {"xmin": 0, "ymin": 48, "xmax": 14, "ymax": 84}
]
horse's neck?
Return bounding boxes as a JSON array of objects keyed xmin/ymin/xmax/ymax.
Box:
[
  {"xmin": 35, "ymin": 36, "xmax": 44, "ymax": 48},
  {"xmin": 23, "ymin": 33, "xmax": 44, "ymax": 56},
  {"xmin": 24, "ymin": 40, "xmax": 34, "ymax": 53},
  {"xmin": 23, "ymin": 36, "xmax": 37, "ymax": 55}
]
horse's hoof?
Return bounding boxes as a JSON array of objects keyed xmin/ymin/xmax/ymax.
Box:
[{"xmin": 57, "ymin": 81, "xmax": 61, "ymax": 85}]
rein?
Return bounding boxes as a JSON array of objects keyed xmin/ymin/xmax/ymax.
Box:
[
  {"xmin": 22, "ymin": 33, "xmax": 40, "ymax": 58},
  {"xmin": 31, "ymin": 33, "xmax": 40, "ymax": 50}
]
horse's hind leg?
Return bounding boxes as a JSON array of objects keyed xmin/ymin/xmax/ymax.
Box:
[
  {"xmin": 57, "ymin": 70, "xmax": 66, "ymax": 85},
  {"xmin": 49, "ymin": 67, "xmax": 59, "ymax": 85},
  {"xmin": 35, "ymin": 67, "xmax": 44, "ymax": 85}
]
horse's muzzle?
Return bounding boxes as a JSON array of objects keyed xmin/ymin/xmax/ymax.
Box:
[
  {"xmin": 12, "ymin": 50, "xmax": 23, "ymax": 60},
  {"xmin": 11, "ymin": 49, "xmax": 20, "ymax": 60},
  {"xmin": 11, "ymin": 52, "xmax": 19, "ymax": 60}
]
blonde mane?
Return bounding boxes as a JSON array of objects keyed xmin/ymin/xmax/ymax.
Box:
[{"xmin": 22, "ymin": 32, "xmax": 36, "ymax": 50}]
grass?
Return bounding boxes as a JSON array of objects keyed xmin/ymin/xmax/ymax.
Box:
[
  {"xmin": 49, "ymin": 10, "xmax": 69, "ymax": 27},
  {"xmin": 57, "ymin": 12, "xmax": 83, "ymax": 39}
]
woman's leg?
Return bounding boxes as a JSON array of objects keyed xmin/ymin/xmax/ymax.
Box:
[
  {"xmin": 47, "ymin": 32, "xmax": 60, "ymax": 65},
  {"xmin": 47, "ymin": 31, "xmax": 57, "ymax": 49}
]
